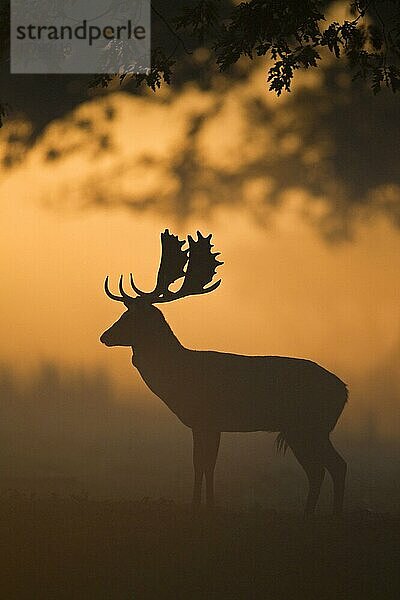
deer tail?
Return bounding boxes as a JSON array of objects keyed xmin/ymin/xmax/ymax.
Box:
[{"xmin": 275, "ymin": 432, "xmax": 289, "ymax": 455}]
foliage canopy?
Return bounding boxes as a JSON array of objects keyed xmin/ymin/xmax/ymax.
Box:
[
  {"xmin": 1, "ymin": 1, "xmax": 400, "ymax": 125},
  {"xmin": 94, "ymin": 1, "xmax": 400, "ymax": 95}
]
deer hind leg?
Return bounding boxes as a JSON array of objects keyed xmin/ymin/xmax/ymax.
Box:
[
  {"xmin": 286, "ymin": 433, "xmax": 325, "ymax": 516},
  {"xmin": 322, "ymin": 437, "xmax": 347, "ymax": 515},
  {"xmin": 192, "ymin": 429, "xmax": 221, "ymax": 512}
]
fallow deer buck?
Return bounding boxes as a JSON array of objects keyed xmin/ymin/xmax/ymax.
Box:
[{"xmin": 100, "ymin": 230, "xmax": 348, "ymax": 515}]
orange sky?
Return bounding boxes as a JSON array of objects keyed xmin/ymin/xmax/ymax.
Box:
[{"xmin": 1, "ymin": 191, "xmax": 399, "ymax": 385}]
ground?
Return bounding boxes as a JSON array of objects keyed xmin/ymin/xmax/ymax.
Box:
[{"xmin": 0, "ymin": 494, "xmax": 399, "ymax": 599}]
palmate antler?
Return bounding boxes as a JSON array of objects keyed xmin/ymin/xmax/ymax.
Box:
[
  {"xmin": 130, "ymin": 229, "xmax": 188, "ymax": 298},
  {"xmin": 105, "ymin": 229, "xmax": 223, "ymax": 304}
]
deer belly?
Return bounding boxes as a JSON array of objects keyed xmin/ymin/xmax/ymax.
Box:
[{"xmin": 213, "ymin": 402, "xmax": 280, "ymax": 432}]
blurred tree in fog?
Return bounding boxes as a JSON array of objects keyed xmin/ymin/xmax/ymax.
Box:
[{"xmin": 0, "ymin": 1, "xmax": 400, "ymax": 238}]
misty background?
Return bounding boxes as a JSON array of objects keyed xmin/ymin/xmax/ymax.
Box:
[{"xmin": 0, "ymin": 361, "xmax": 398, "ymax": 511}]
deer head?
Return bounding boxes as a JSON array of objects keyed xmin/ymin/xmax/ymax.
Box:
[{"xmin": 100, "ymin": 230, "xmax": 223, "ymax": 347}]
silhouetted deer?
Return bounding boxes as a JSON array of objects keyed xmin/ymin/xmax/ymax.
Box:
[{"xmin": 100, "ymin": 230, "xmax": 347, "ymax": 515}]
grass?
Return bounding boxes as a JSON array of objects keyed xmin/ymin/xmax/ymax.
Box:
[{"xmin": 0, "ymin": 494, "xmax": 399, "ymax": 600}]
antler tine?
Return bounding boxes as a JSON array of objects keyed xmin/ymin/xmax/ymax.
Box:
[
  {"xmin": 129, "ymin": 273, "xmax": 147, "ymax": 296},
  {"xmin": 118, "ymin": 275, "xmax": 135, "ymax": 302},
  {"xmin": 104, "ymin": 276, "xmax": 125, "ymax": 302}
]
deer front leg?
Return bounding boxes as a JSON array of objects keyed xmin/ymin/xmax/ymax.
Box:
[
  {"xmin": 204, "ymin": 431, "xmax": 221, "ymax": 508},
  {"xmin": 192, "ymin": 429, "xmax": 204, "ymax": 511},
  {"xmin": 192, "ymin": 429, "xmax": 221, "ymax": 512}
]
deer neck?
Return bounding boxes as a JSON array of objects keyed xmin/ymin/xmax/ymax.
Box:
[
  {"xmin": 131, "ymin": 313, "xmax": 184, "ymax": 370},
  {"xmin": 131, "ymin": 314, "xmax": 188, "ymax": 419}
]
